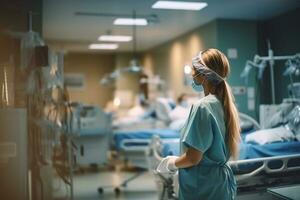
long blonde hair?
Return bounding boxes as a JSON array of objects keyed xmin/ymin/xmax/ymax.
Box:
[{"xmin": 201, "ymin": 49, "xmax": 241, "ymax": 159}]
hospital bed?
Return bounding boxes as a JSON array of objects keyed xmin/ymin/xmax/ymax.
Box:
[
  {"xmin": 147, "ymin": 129, "xmax": 300, "ymax": 199},
  {"xmin": 111, "ymin": 97, "xmax": 181, "ymax": 167},
  {"xmin": 104, "ymin": 110, "xmax": 259, "ymax": 197},
  {"xmin": 98, "ymin": 97, "xmax": 184, "ymax": 195},
  {"xmin": 111, "ymin": 111, "xmax": 260, "ymax": 167}
]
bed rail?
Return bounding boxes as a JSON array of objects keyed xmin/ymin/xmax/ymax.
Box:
[
  {"xmin": 120, "ymin": 138, "xmax": 152, "ymax": 152},
  {"xmin": 229, "ymin": 154, "xmax": 300, "ymax": 181},
  {"xmin": 121, "ymin": 138, "xmax": 179, "ymax": 152},
  {"xmin": 149, "ymin": 136, "xmax": 300, "ymax": 182}
]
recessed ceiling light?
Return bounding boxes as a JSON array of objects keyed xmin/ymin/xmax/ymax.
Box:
[
  {"xmin": 152, "ymin": 1, "xmax": 207, "ymax": 11},
  {"xmin": 114, "ymin": 18, "xmax": 148, "ymax": 26},
  {"xmin": 184, "ymin": 64, "xmax": 192, "ymax": 74},
  {"xmin": 98, "ymin": 35, "xmax": 132, "ymax": 42},
  {"xmin": 89, "ymin": 43, "xmax": 119, "ymax": 50}
]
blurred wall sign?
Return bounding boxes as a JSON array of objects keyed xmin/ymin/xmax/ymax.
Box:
[
  {"xmin": 232, "ymin": 86, "xmax": 246, "ymax": 95},
  {"xmin": 64, "ymin": 73, "xmax": 86, "ymax": 91},
  {"xmin": 227, "ymin": 48, "xmax": 238, "ymax": 59}
]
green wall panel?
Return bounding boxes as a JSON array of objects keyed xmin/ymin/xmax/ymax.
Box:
[{"xmin": 216, "ymin": 19, "xmax": 258, "ymax": 118}]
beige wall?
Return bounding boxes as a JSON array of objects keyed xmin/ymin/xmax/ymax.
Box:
[
  {"xmin": 64, "ymin": 53, "xmax": 115, "ymax": 108},
  {"xmin": 142, "ymin": 21, "xmax": 217, "ymax": 99},
  {"xmin": 64, "ymin": 52, "xmax": 145, "ymax": 109}
]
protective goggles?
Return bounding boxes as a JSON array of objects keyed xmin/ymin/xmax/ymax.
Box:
[{"xmin": 192, "ymin": 52, "xmax": 224, "ymax": 86}]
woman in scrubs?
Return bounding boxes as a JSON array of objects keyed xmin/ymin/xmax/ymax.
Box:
[{"xmin": 158, "ymin": 49, "xmax": 240, "ymax": 199}]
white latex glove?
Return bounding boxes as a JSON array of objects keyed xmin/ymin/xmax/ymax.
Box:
[
  {"xmin": 156, "ymin": 156, "xmax": 179, "ymax": 174},
  {"xmin": 173, "ymin": 171, "xmax": 179, "ymax": 197}
]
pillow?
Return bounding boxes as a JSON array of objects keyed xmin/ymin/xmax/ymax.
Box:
[{"xmin": 245, "ymin": 126, "xmax": 295, "ymax": 145}]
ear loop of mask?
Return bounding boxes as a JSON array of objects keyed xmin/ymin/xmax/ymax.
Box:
[{"xmin": 192, "ymin": 72, "xmax": 205, "ymax": 85}]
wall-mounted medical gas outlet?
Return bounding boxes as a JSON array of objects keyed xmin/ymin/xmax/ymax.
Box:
[{"xmin": 232, "ymin": 86, "xmax": 246, "ymax": 95}]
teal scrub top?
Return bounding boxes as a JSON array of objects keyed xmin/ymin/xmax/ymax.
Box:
[{"xmin": 179, "ymin": 94, "xmax": 236, "ymax": 200}]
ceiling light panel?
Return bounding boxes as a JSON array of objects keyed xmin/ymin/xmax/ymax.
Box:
[
  {"xmin": 89, "ymin": 43, "xmax": 119, "ymax": 50},
  {"xmin": 114, "ymin": 18, "xmax": 148, "ymax": 26},
  {"xmin": 98, "ymin": 35, "xmax": 132, "ymax": 42},
  {"xmin": 152, "ymin": 1, "xmax": 208, "ymax": 10}
]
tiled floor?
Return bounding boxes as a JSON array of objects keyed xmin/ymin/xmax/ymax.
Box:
[
  {"xmin": 53, "ymin": 169, "xmax": 281, "ymax": 200},
  {"xmin": 54, "ymin": 170, "xmax": 159, "ymax": 200}
]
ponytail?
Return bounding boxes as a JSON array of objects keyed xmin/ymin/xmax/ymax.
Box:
[
  {"xmin": 200, "ymin": 48, "xmax": 241, "ymax": 159},
  {"xmin": 220, "ymin": 81, "xmax": 241, "ymax": 159}
]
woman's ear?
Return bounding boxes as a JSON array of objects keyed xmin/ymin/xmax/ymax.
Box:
[
  {"xmin": 207, "ymin": 81, "xmax": 217, "ymax": 94},
  {"xmin": 197, "ymin": 75, "xmax": 205, "ymax": 85},
  {"xmin": 193, "ymin": 75, "xmax": 202, "ymax": 85}
]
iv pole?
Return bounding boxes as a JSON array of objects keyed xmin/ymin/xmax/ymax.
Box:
[
  {"xmin": 268, "ymin": 41, "xmax": 276, "ymax": 104},
  {"xmin": 242, "ymin": 41, "xmax": 297, "ymax": 104},
  {"xmin": 262, "ymin": 41, "xmax": 295, "ymax": 104}
]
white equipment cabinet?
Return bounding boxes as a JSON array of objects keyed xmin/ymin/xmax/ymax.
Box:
[
  {"xmin": 71, "ymin": 105, "xmax": 112, "ymax": 167},
  {"xmin": 0, "ymin": 108, "xmax": 27, "ymax": 200}
]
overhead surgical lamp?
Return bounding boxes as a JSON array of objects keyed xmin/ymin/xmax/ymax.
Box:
[
  {"xmin": 240, "ymin": 61, "xmax": 255, "ymax": 79},
  {"xmin": 283, "ymin": 60, "xmax": 298, "ymax": 76},
  {"xmin": 125, "ymin": 59, "xmax": 142, "ymax": 73},
  {"xmin": 99, "ymin": 62, "xmax": 142, "ymax": 86},
  {"xmin": 257, "ymin": 60, "xmax": 267, "ymax": 79},
  {"xmin": 100, "ymin": 10, "xmax": 144, "ymax": 86}
]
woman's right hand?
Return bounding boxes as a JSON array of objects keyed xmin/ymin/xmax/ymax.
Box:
[{"xmin": 156, "ymin": 156, "xmax": 179, "ymax": 174}]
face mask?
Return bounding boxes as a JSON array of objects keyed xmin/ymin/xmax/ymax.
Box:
[
  {"xmin": 191, "ymin": 79, "xmax": 204, "ymax": 92},
  {"xmin": 180, "ymin": 100, "xmax": 189, "ymax": 108}
]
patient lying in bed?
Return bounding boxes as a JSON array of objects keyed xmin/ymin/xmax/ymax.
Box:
[{"xmin": 113, "ymin": 95, "xmax": 192, "ymax": 131}]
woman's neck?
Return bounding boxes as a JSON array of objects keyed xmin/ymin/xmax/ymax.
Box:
[
  {"xmin": 204, "ymin": 89, "xmax": 209, "ymax": 96},
  {"xmin": 203, "ymin": 82, "xmax": 212, "ymax": 96}
]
